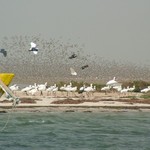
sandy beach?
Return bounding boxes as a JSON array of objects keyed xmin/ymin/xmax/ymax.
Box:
[{"xmin": 0, "ymin": 91, "xmax": 150, "ymax": 113}]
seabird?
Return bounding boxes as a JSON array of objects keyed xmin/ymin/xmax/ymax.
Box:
[
  {"xmin": 69, "ymin": 53, "xmax": 77, "ymax": 59},
  {"xmin": 29, "ymin": 42, "xmax": 38, "ymax": 54},
  {"xmin": 0, "ymin": 49, "xmax": 7, "ymax": 57},
  {"xmin": 81, "ymin": 65, "xmax": 89, "ymax": 70},
  {"xmin": 70, "ymin": 67, "xmax": 77, "ymax": 76}
]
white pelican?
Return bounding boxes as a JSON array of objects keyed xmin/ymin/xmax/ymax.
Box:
[
  {"xmin": 9, "ymin": 84, "xmax": 17, "ymax": 90},
  {"xmin": 38, "ymin": 82, "xmax": 47, "ymax": 96},
  {"xmin": 64, "ymin": 86, "xmax": 77, "ymax": 97},
  {"xmin": 128, "ymin": 85, "xmax": 135, "ymax": 92},
  {"xmin": 46, "ymin": 84, "xmax": 56, "ymax": 96},
  {"xmin": 52, "ymin": 86, "xmax": 58, "ymax": 97},
  {"xmin": 84, "ymin": 84, "xmax": 94, "ymax": 97},
  {"xmin": 141, "ymin": 86, "xmax": 150, "ymax": 93},
  {"xmin": 70, "ymin": 68, "xmax": 77, "ymax": 76},
  {"xmin": 59, "ymin": 84, "xmax": 67, "ymax": 96},
  {"xmin": 113, "ymin": 85, "xmax": 122, "ymax": 92},
  {"xmin": 21, "ymin": 85, "xmax": 34, "ymax": 95},
  {"xmin": 106, "ymin": 77, "xmax": 118, "ymax": 87},
  {"xmin": 9, "ymin": 84, "xmax": 19, "ymax": 95},
  {"xmin": 101, "ymin": 86, "xmax": 111, "ymax": 94},
  {"xmin": 28, "ymin": 87, "xmax": 38, "ymax": 96},
  {"xmin": 29, "ymin": 42, "xmax": 38, "ymax": 55},
  {"xmin": 101, "ymin": 86, "xmax": 110, "ymax": 91},
  {"xmin": 121, "ymin": 86, "xmax": 130, "ymax": 94}
]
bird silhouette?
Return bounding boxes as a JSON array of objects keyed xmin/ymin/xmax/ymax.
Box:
[
  {"xmin": 0, "ymin": 49, "xmax": 7, "ymax": 57},
  {"xmin": 69, "ymin": 53, "xmax": 77, "ymax": 59},
  {"xmin": 81, "ymin": 65, "xmax": 89, "ymax": 70}
]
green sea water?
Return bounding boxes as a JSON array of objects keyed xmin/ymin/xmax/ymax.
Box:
[{"xmin": 0, "ymin": 112, "xmax": 150, "ymax": 150}]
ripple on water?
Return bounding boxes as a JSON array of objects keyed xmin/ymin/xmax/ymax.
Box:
[{"xmin": 0, "ymin": 112, "xmax": 150, "ymax": 150}]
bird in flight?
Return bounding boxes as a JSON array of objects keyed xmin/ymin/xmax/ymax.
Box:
[
  {"xmin": 0, "ymin": 49, "xmax": 7, "ymax": 57},
  {"xmin": 70, "ymin": 67, "xmax": 77, "ymax": 76},
  {"xmin": 69, "ymin": 53, "xmax": 77, "ymax": 59},
  {"xmin": 29, "ymin": 42, "xmax": 38, "ymax": 54},
  {"xmin": 81, "ymin": 65, "xmax": 89, "ymax": 70}
]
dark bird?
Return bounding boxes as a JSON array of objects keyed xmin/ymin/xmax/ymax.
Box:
[
  {"xmin": 0, "ymin": 49, "xmax": 7, "ymax": 57},
  {"xmin": 29, "ymin": 42, "xmax": 38, "ymax": 55},
  {"xmin": 69, "ymin": 53, "xmax": 77, "ymax": 59},
  {"xmin": 81, "ymin": 65, "xmax": 89, "ymax": 70}
]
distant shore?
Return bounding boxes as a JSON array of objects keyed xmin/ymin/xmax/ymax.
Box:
[{"xmin": 0, "ymin": 91, "xmax": 150, "ymax": 113}]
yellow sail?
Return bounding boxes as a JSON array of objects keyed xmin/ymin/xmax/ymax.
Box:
[{"xmin": 0, "ymin": 73, "xmax": 14, "ymax": 97}]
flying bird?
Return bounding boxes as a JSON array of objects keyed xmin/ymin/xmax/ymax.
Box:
[
  {"xmin": 29, "ymin": 42, "xmax": 38, "ymax": 54},
  {"xmin": 0, "ymin": 49, "xmax": 7, "ymax": 57},
  {"xmin": 70, "ymin": 67, "xmax": 77, "ymax": 76},
  {"xmin": 81, "ymin": 65, "xmax": 89, "ymax": 70},
  {"xmin": 69, "ymin": 53, "xmax": 77, "ymax": 59}
]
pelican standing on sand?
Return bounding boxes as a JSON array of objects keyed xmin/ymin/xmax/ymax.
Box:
[
  {"xmin": 141, "ymin": 86, "xmax": 150, "ymax": 93},
  {"xmin": 9, "ymin": 84, "xmax": 19, "ymax": 95},
  {"xmin": 106, "ymin": 77, "xmax": 118, "ymax": 87},
  {"xmin": 101, "ymin": 86, "xmax": 111, "ymax": 94},
  {"xmin": 83, "ymin": 84, "xmax": 95, "ymax": 97}
]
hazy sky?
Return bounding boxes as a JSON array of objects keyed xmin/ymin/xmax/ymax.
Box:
[{"xmin": 0, "ymin": 0, "xmax": 150, "ymax": 65}]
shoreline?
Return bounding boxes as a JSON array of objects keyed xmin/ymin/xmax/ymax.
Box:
[
  {"xmin": 0, "ymin": 91, "xmax": 150, "ymax": 113},
  {"xmin": 1, "ymin": 106, "xmax": 150, "ymax": 113}
]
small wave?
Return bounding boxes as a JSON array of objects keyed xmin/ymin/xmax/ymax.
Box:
[{"xmin": 28, "ymin": 120, "xmax": 45, "ymax": 123}]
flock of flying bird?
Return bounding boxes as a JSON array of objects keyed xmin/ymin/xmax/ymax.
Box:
[
  {"xmin": 1, "ymin": 36, "xmax": 150, "ymax": 83},
  {"xmin": 1, "ymin": 40, "xmax": 150, "ymax": 97},
  {"xmin": 1, "ymin": 41, "xmax": 89, "ymax": 76},
  {"xmin": 10, "ymin": 41, "xmax": 94, "ymax": 97},
  {"xmin": 28, "ymin": 41, "xmax": 89, "ymax": 74},
  {"xmin": 1, "ymin": 41, "xmax": 95, "ymax": 97}
]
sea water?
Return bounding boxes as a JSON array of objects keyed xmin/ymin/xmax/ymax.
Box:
[{"xmin": 0, "ymin": 112, "xmax": 150, "ymax": 150}]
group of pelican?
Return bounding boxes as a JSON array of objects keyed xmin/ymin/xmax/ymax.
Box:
[
  {"xmin": 101, "ymin": 77, "xmax": 135, "ymax": 94},
  {"xmin": 9, "ymin": 82, "xmax": 96, "ymax": 97},
  {"xmin": 101, "ymin": 77, "xmax": 150, "ymax": 94},
  {"xmin": 9, "ymin": 82, "xmax": 48, "ymax": 96},
  {"xmin": 9, "ymin": 77, "xmax": 150, "ymax": 98}
]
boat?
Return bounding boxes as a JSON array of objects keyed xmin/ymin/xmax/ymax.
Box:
[{"xmin": 0, "ymin": 73, "xmax": 19, "ymax": 105}]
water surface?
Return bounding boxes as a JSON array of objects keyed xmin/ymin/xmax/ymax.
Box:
[{"xmin": 0, "ymin": 112, "xmax": 150, "ymax": 150}]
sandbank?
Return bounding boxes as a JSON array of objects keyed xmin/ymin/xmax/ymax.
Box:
[{"xmin": 0, "ymin": 91, "xmax": 150, "ymax": 113}]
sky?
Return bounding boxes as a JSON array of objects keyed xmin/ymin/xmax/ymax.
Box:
[{"xmin": 0, "ymin": 0, "xmax": 150, "ymax": 65}]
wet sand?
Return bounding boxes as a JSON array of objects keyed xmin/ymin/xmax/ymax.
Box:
[{"xmin": 0, "ymin": 91, "xmax": 150, "ymax": 112}]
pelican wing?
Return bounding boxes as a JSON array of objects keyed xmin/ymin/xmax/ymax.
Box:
[
  {"xmin": 70, "ymin": 68, "xmax": 77, "ymax": 76},
  {"xmin": 30, "ymin": 42, "xmax": 36, "ymax": 48},
  {"xmin": 33, "ymin": 51, "xmax": 38, "ymax": 55}
]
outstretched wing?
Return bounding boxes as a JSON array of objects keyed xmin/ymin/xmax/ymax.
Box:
[
  {"xmin": 81, "ymin": 65, "xmax": 89, "ymax": 70},
  {"xmin": 70, "ymin": 67, "xmax": 77, "ymax": 76},
  {"xmin": 30, "ymin": 42, "xmax": 36, "ymax": 48}
]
